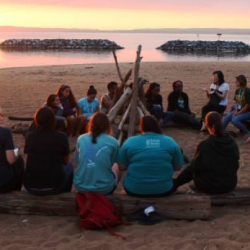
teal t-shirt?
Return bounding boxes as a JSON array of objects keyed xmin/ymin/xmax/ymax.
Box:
[
  {"xmin": 74, "ymin": 133, "xmax": 119, "ymax": 194},
  {"xmin": 118, "ymin": 133, "xmax": 184, "ymax": 195},
  {"xmin": 77, "ymin": 97, "xmax": 100, "ymax": 120}
]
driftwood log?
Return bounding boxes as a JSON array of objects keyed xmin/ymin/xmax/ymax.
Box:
[
  {"xmin": 0, "ymin": 191, "xmax": 211, "ymax": 220},
  {"xmin": 108, "ymin": 87, "xmax": 132, "ymax": 122}
]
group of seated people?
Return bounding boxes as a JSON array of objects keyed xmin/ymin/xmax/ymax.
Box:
[{"xmin": 0, "ymin": 70, "xmax": 249, "ymax": 197}]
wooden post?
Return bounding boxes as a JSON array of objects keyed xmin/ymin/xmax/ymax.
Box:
[{"xmin": 127, "ymin": 45, "xmax": 143, "ymax": 138}]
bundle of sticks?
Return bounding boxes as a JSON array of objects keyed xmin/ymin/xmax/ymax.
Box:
[{"xmin": 107, "ymin": 45, "xmax": 150, "ymax": 144}]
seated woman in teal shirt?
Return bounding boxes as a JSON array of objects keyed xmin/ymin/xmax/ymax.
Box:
[
  {"xmin": 118, "ymin": 116, "xmax": 184, "ymax": 197},
  {"xmin": 74, "ymin": 112, "xmax": 120, "ymax": 195}
]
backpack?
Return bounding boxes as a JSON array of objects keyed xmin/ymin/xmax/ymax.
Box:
[{"xmin": 76, "ymin": 192, "xmax": 129, "ymax": 240}]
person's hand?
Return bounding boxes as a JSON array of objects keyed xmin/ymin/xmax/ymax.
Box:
[
  {"xmin": 191, "ymin": 112, "xmax": 196, "ymax": 118},
  {"xmin": 72, "ymin": 108, "xmax": 77, "ymax": 112},
  {"xmin": 233, "ymin": 112, "xmax": 238, "ymax": 118}
]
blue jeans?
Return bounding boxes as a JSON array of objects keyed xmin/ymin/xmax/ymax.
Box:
[
  {"xmin": 26, "ymin": 162, "xmax": 73, "ymax": 196},
  {"xmin": 150, "ymin": 105, "xmax": 174, "ymax": 124},
  {"xmin": 223, "ymin": 110, "xmax": 250, "ymax": 135}
]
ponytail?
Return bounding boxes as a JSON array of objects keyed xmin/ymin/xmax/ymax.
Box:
[{"xmin": 88, "ymin": 112, "xmax": 111, "ymax": 144}]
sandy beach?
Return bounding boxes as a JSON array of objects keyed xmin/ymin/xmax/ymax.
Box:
[{"xmin": 1, "ymin": 61, "xmax": 250, "ymax": 250}]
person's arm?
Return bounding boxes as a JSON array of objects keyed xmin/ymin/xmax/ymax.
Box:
[
  {"xmin": 215, "ymin": 89, "xmax": 228, "ymax": 100},
  {"xmin": 233, "ymin": 104, "xmax": 250, "ymax": 117},
  {"xmin": 183, "ymin": 93, "xmax": 191, "ymax": 114},
  {"xmin": 172, "ymin": 142, "xmax": 185, "ymax": 171},
  {"xmin": 77, "ymin": 107, "xmax": 82, "ymax": 116},
  {"xmin": 61, "ymin": 134, "xmax": 70, "ymax": 164},
  {"xmin": 117, "ymin": 141, "xmax": 129, "ymax": 171},
  {"xmin": 4, "ymin": 129, "xmax": 17, "ymax": 165},
  {"xmin": 6, "ymin": 150, "xmax": 17, "ymax": 165},
  {"xmin": 102, "ymin": 95, "xmax": 112, "ymax": 110},
  {"xmin": 167, "ymin": 93, "xmax": 176, "ymax": 111}
]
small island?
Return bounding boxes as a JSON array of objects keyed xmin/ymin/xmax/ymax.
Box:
[
  {"xmin": 157, "ymin": 40, "xmax": 250, "ymax": 53},
  {"xmin": 0, "ymin": 39, "xmax": 124, "ymax": 51}
]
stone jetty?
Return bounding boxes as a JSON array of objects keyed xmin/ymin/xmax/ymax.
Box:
[
  {"xmin": 0, "ymin": 39, "xmax": 124, "ymax": 50},
  {"xmin": 157, "ymin": 40, "xmax": 250, "ymax": 53}
]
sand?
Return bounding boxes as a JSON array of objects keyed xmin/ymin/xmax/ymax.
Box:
[{"xmin": 0, "ymin": 62, "xmax": 250, "ymax": 250}]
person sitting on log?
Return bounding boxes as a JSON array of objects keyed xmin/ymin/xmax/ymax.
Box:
[
  {"xmin": 77, "ymin": 85, "xmax": 100, "ymax": 122},
  {"xmin": 145, "ymin": 82, "xmax": 173, "ymax": 126},
  {"xmin": 101, "ymin": 81, "xmax": 118, "ymax": 114},
  {"xmin": 118, "ymin": 115, "xmax": 184, "ymax": 197},
  {"xmin": 167, "ymin": 80, "xmax": 200, "ymax": 129},
  {"xmin": 74, "ymin": 112, "xmax": 120, "ymax": 195},
  {"xmin": 200, "ymin": 71, "xmax": 229, "ymax": 131},
  {"xmin": 0, "ymin": 113, "xmax": 24, "ymax": 193},
  {"xmin": 174, "ymin": 111, "xmax": 239, "ymax": 194},
  {"xmin": 223, "ymin": 75, "xmax": 250, "ymax": 143},
  {"xmin": 56, "ymin": 84, "xmax": 86, "ymax": 136},
  {"xmin": 24, "ymin": 107, "xmax": 73, "ymax": 195}
]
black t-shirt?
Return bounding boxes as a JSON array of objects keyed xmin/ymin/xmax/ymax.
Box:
[
  {"xmin": 24, "ymin": 129, "xmax": 69, "ymax": 189},
  {"xmin": 0, "ymin": 127, "xmax": 15, "ymax": 186},
  {"xmin": 234, "ymin": 87, "xmax": 250, "ymax": 111},
  {"xmin": 145, "ymin": 93, "xmax": 163, "ymax": 110}
]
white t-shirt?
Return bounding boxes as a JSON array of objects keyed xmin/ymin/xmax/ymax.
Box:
[{"xmin": 210, "ymin": 82, "xmax": 229, "ymax": 106}]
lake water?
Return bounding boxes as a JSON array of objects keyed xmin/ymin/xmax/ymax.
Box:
[{"xmin": 0, "ymin": 32, "xmax": 250, "ymax": 69}]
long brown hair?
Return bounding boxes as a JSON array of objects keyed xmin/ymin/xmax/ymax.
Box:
[
  {"xmin": 88, "ymin": 112, "xmax": 111, "ymax": 143},
  {"xmin": 140, "ymin": 115, "xmax": 162, "ymax": 134},
  {"xmin": 35, "ymin": 107, "xmax": 56, "ymax": 131},
  {"xmin": 205, "ymin": 111, "xmax": 223, "ymax": 136},
  {"xmin": 56, "ymin": 84, "xmax": 77, "ymax": 108}
]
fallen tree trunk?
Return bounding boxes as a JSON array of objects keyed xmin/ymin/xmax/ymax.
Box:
[
  {"xmin": 210, "ymin": 187, "xmax": 250, "ymax": 206},
  {"xmin": 0, "ymin": 191, "xmax": 211, "ymax": 220}
]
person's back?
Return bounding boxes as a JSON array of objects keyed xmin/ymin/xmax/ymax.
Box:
[
  {"xmin": 24, "ymin": 107, "xmax": 72, "ymax": 195},
  {"xmin": 74, "ymin": 133, "xmax": 118, "ymax": 194},
  {"xmin": 175, "ymin": 111, "xmax": 239, "ymax": 194},
  {"xmin": 192, "ymin": 133, "xmax": 239, "ymax": 193},
  {"xmin": 118, "ymin": 116, "xmax": 184, "ymax": 197},
  {"xmin": 24, "ymin": 129, "xmax": 69, "ymax": 189},
  {"xmin": 73, "ymin": 112, "xmax": 119, "ymax": 195}
]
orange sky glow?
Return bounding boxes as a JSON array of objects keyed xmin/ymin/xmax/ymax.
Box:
[{"xmin": 0, "ymin": 1, "xmax": 250, "ymax": 30}]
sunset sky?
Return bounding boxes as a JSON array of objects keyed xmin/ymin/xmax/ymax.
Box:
[{"xmin": 0, "ymin": 0, "xmax": 250, "ymax": 30}]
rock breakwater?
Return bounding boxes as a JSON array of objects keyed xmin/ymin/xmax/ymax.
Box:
[{"xmin": 0, "ymin": 39, "xmax": 124, "ymax": 50}]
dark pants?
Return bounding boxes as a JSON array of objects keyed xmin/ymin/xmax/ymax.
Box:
[
  {"xmin": 150, "ymin": 106, "xmax": 174, "ymax": 125},
  {"xmin": 172, "ymin": 111, "xmax": 201, "ymax": 129},
  {"xmin": 26, "ymin": 162, "xmax": 73, "ymax": 196},
  {"xmin": 124, "ymin": 186, "xmax": 175, "ymax": 198},
  {"xmin": 174, "ymin": 164, "xmax": 236, "ymax": 194},
  {"xmin": 0, "ymin": 156, "xmax": 24, "ymax": 193},
  {"xmin": 201, "ymin": 104, "xmax": 226, "ymax": 121}
]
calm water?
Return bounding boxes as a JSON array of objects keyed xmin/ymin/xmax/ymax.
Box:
[{"xmin": 0, "ymin": 32, "xmax": 250, "ymax": 69}]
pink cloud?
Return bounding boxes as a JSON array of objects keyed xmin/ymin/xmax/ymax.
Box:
[{"xmin": 1, "ymin": 0, "xmax": 250, "ymax": 14}]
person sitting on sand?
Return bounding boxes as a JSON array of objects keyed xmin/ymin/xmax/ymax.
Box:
[
  {"xmin": 174, "ymin": 112, "xmax": 239, "ymax": 194},
  {"xmin": 77, "ymin": 85, "xmax": 100, "ymax": 121},
  {"xmin": 145, "ymin": 82, "xmax": 173, "ymax": 126},
  {"xmin": 223, "ymin": 75, "xmax": 250, "ymax": 143},
  {"xmin": 56, "ymin": 84, "xmax": 85, "ymax": 136},
  {"xmin": 200, "ymin": 71, "xmax": 229, "ymax": 131},
  {"xmin": 0, "ymin": 114, "xmax": 24, "ymax": 193},
  {"xmin": 101, "ymin": 81, "xmax": 118, "ymax": 114},
  {"xmin": 118, "ymin": 115, "xmax": 184, "ymax": 197},
  {"xmin": 43, "ymin": 94, "xmax": 67, "ymax": 131},
  {"xmin": 167, "ymin": 80, "xmax": 200, "ymax": 129},
  {"xmin": 24, "ymin": 107, "xmax": 73, "ymax": 195},
  {"xmin": 74, "ymin": 112, "xmax": 120, "ymax": 195}
]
